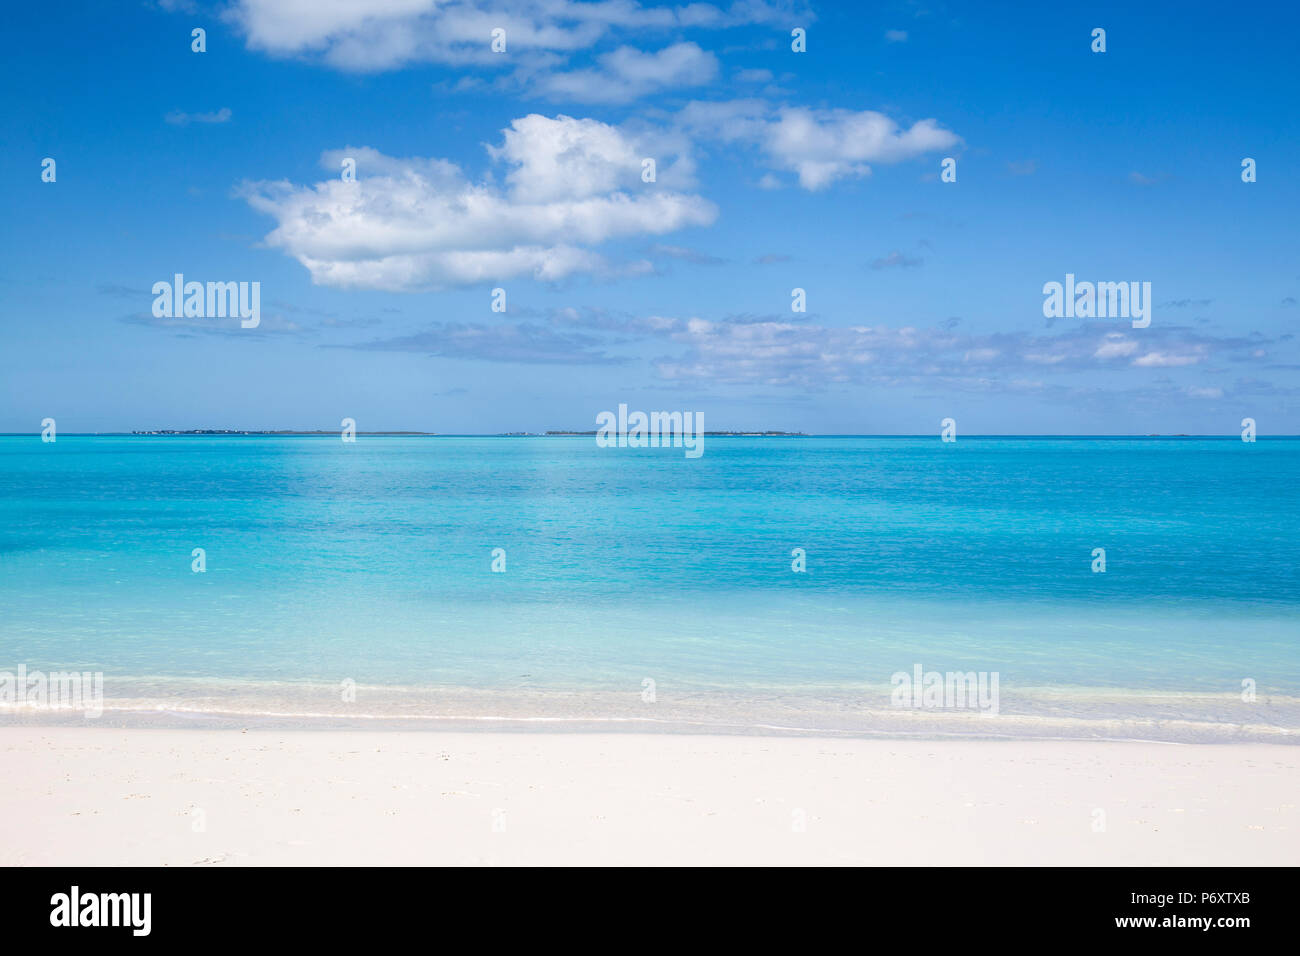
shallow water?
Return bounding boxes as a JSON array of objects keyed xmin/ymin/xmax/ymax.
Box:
[{"xmin": 1, "ymin": 435, "xmax": 1296, "ymax": 740}]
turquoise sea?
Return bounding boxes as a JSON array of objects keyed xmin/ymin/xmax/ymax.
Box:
[{"xmin": 1, "ymin": 436, "xmax": 1297, "ymax": 740}]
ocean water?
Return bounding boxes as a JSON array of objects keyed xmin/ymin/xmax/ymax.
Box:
[{"xmin": 1, "ymin": 435, "xmax": 1297, "ymax": 740}]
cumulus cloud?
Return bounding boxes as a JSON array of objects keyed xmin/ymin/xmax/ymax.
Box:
[
  {"xmin": 763, "ymin": 109, "xmax": 959, "ymax": 189},
  {"xmin": 486, "ymin": 112, "xmax": 695, "ymax": 200},
  {"xmin": 224, "ymin": 0, "xmax": 789, "ymax": 74},
  {"xmin": 532, "ymin": 42, "xmax": 719, "ymax": 103},
  {"xmin": 679, "ymin": 100, "xmax": 960, "ymax": 189},
  {"xmin": 239, "ymin": 114, "xmax": 716, "ymax": 291}
]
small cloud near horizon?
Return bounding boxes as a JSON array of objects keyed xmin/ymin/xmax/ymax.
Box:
[
  {"xmin": 1129, "ymin": 170, "xmax": 1170, "ymax": 186},
  {"xmin": 871, "ymin": 250, "xmax": 924, "ymax": 270},
  {"xmin": 647, "ymin": 244, "xmax": 727, "ymax": 266},
  {"xmin": 165, "ymin": 107, "xmax": 232, "ymax": 125}
]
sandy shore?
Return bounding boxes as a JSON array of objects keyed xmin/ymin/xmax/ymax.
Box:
[{"xmin": 2, "ymin": 728, "xmax": 1296, "ymax": 866}]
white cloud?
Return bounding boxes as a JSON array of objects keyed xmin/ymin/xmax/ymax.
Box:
[
  {"xmin": 228, "ymin": 0, "xmax": 602, "ymax": 69},
  {"xmin": 641, "ymin": 319, "xmax": 1260, "ymax": 388},
  {"xmin": 884, "ymin": 29, "xmax": 908, "ymax": 42},
  {"xmin": 1094, "ymin": 335, "xmax": 1139, "ymax": 359},
  {"xmin": 488, "ymin": 112, "xmax": 697, "ymax": 196},
  {"xmin": 1133, "ymin": 350, "xmax": 1205, "ymax": 367},
  {"xmin": 239, "ymin": 115, "xmax": 715, "ymax": 291},
  {"xmin": 225, "ymin": 0, "xmax": 788, "ymax": 73},
  {"xmin": 654, "ymin": 320, "xmax": 955, "ymax": 386},
  {"xmin": 533, "ymin": 42, "xmax": 719, "ymax": 103},
  {"xmin": 490, "ymin": 114, "xmax": 648, "ymax": 200},
  {"xmin": 679, "ymin": 100, "xmax": 961, "ymax": 189},
  {"xmin": 764, "ymin": 107, "xmax": 960, "ymax": 189}
]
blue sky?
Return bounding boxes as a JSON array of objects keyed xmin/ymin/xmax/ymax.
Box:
[{"xmin": 2, "ymin": 0, "xmax": 1297, "ymax": 434}]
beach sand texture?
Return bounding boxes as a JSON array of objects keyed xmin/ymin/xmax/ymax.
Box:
[{"xmin": 3, "ymin": 729, "xmax": 1296, "ymax": 866}]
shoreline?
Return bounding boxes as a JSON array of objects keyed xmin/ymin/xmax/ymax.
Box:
[
  {"xmin": 3, "ymin": 728, "xmax": 1297, "ymax": 866},
  {"xmin": 4, "ymin": 688, "xmax": 1297, "ymax": 744},
  {"xmin": 3, "ymin": 674, "xmax": 1298, "ymax": 743}
]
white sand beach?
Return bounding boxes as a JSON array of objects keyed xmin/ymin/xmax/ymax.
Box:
[{"xmin": 2, "ymin": 728, "xmax": 1297, "ymax": 866}]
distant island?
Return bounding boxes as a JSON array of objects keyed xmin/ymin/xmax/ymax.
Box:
[
  {"xmin": 128, "ymin": 429, "xmax": 805, "ymax": 437},
  {"xmin": 544, "ymin": 430, "xmax": 806, "ymax": 437},
  {"xmin": 131, "ymin": 429, "xmax": 436, "ymax": 436}
]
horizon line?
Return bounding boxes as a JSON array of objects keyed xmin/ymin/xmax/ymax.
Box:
[{"xmin": 3, "ymin": 432, "xmax": 1296, "ymax": 440}]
